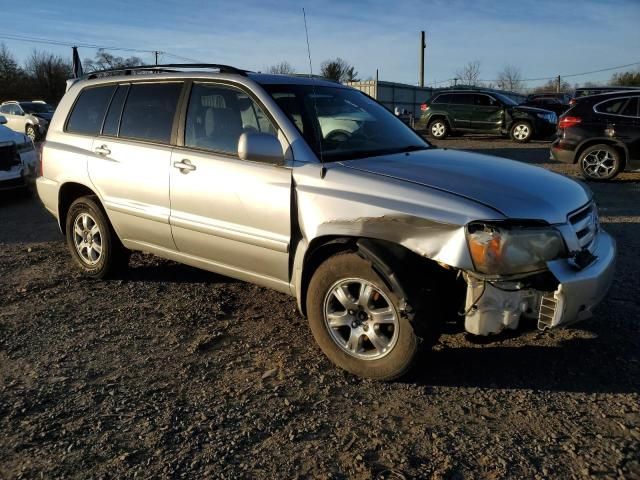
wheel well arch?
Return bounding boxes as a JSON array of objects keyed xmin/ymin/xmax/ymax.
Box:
[
  {"xmin": 427, "ymin": 115, "xmax": 451, "ymax": 128},
  {"xmin": 298, "ymin": 235, "xmax": 458, "ymax": 318},
  {"xmin": 575, "ymin": 139, "xmax": 628, "ymax": 168},
  {"xmin": 58, "ymin": 182, "xmax": 99, "ymax": 235}
]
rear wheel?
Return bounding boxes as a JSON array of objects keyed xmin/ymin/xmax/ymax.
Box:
[
  {"xmin": 429, "ymin": 119, "xmax": 449, "ymax": 139},
  {"xmin": 65, "ymin": 196, "xmax": 129, "ymax": 278},
  {"xmin": 510, "ymin": 121, "xmax": 532, "ymax": 143},
  {"xmin": 579, "ymin": 144, "xmax": 622, "ymax": 181},
  {"xmin": 307, "ymin": 253, "xmax": 421, "ymax": 380}
]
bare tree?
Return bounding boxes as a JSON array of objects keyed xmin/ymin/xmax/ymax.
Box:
[
  {"xmin": 532, "ymin": 78, "xmax": 572, "ymax": 94},
  {"xmin": 0, "ymin": 43, "xmax": 23, "ymax": 101},
  {"xmin": 24, "ymin": 50, "xmax": 72, "ymax": 103},
  {"xmin": 320, "ymin": 58, "xmax": 359, "ymax": 82},
  {"xmin": 266, "ymin": 61, "xmax": 296, "ymax": 75},
  {"xmin": 455, "ymin": 61, "xmax": 481, "ymax": 86},
  {"xmin": 610, "ymin": 70, "xmax": 640, "ymax": 86},
  {"xmin": 496, "ymin": 64, "xmax": 523, "ymax": 92},
  {"xmin": 83, "ymin": 48, "xmax": 145, "ymax": 72}
]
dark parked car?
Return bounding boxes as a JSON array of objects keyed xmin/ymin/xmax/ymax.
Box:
[
  {"xmin": 420, "ymin": 89, "xmax": 557, "ymax": 142},
  {"xmin": 521, "ymin": 94, "xmax": 570, "ymax": 116},
  {"xmin": 571, "ymin": 86, "xmax": 640, "ymax": 106},
  {"xmin": 551, "ymin": 91, "xmax": 640, "ymax": 180}
]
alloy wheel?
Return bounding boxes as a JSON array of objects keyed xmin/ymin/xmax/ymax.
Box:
[
  {"xmin": 431, "ymin": 122, "xmax": 446, "ymax": 137},
  {"xmin": 513, "ymin": 124, "xmax": 530, "ymax": 140},
  {"xmin": 73, "ymin": 213, "xmax": 103, "ymax": 265},
  {"xmin": 581, "ymin": 150, "xmax": 616, "ymax": 179},
  {"xmin": 323, "ymin": 278, "xmax": 400, "ymax": 360}
]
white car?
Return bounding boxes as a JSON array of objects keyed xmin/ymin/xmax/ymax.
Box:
[{"xmin": 0, "ymin": 115, "xmax": 38, "ymax": 192}]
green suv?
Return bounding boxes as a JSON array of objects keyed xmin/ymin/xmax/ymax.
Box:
[{"xmin": 420, "ymin": 90, "xmax": 557, "ymax": 143}]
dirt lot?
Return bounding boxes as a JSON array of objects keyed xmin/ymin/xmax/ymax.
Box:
[{"xmin": 1, "ymin": 136, "xmax": 639, "ymax": 479}]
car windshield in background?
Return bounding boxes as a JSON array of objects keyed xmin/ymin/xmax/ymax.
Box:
[
  {"xmin": 492, "ymin": 92, "xmax": 518, "ymax": 106},
  {"xmin": 20, "ymin": 102, "xmax": 52, "ymax": 113},
  {"xmin": 264, "ymin": 84, "xmax": 430, "ymax": 162}
]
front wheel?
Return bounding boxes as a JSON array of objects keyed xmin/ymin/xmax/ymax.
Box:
[
  {"xmin": 306, "ymin": 253, "xmax": 420, "ymax": 380},
  {"xmin": 510, "ymin": 121, "xmax": 532, "ymax": 143},
  {"xmin": 65, "ymin": 196, "xmax": 129, "ymax": 278},
  {"xmin": 26, "ymin": 125, "xmax": 37, "ymax": 142},
  {"xmin": 579, "ymin": 144, "xmax": 622, "ymax": 181}
]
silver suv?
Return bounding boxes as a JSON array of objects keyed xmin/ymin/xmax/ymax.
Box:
[
  {"xmin": 0, "ymin": 100, "xmax": 54, "ymax": 141},
  {"xmin": 37, "ymin": 64, "xmax": 616, "ymax": 380}
]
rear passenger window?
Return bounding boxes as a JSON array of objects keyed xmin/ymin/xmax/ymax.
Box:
[
  {"xmin": 620, "ymin": 97, "xmax": 639, "ymax": 117},
  {"xmin": 119, "ymin": 83, "xmax": 182, "ymax": 144},
  {"xmin": 66, "ymin": 86, "xmax": 116, "ymax": 135},
  {"xmin": 595, "ymin": 98, "xmax": 627, "ymax": 115},
  {"xmin": 102, "ymin": 85, "xmax": 129, "ymax": 136},
  {"xmin": 449, "ymin": 94, "xmax": 474, "ymax": 105}
]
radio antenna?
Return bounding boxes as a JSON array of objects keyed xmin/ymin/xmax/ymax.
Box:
[{"xmin": 302, "ymin": 8, "xmax": 326, "ymax": 178}]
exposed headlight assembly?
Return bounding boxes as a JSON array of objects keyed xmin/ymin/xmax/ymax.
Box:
[{"xmin": 466, "ymin": 221, "xmax": 565, "ymax": 275}]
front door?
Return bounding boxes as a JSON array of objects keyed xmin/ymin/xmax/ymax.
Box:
[{"xmin": 169, "ymin": 82, "xmax": 291, "ymax": 288}]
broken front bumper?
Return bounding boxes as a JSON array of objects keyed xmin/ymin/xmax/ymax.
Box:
[
  {"xmin": 463, "ymin": 229, "xmax": 616, "ymax": 336},
  {"xmin": 542, "ymin": 230, "xmax": 616, "ymax": 328}
]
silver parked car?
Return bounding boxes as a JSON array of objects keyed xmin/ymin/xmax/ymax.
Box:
[
  {"xmin": 0, "ymin": 100, "xmax": 54, "ymax": 141},
  {"xmin": 37, "ymin": 65, "xmax": 616, "ymax": 380},
  {"xmin": 0, "ymin": 114, "xmax": 38, "ymax": 191}
]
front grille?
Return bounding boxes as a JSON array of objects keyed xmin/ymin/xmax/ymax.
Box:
[
  {"xmin": 569, "ymin": 202, "xmax": 598, "ymax": 250},
  {"xmin": 0, "ymin": 142, "xmax": 20, "ymax": 171}
]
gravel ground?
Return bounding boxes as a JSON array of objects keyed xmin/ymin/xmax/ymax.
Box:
[{"xmin": 1, "ymin": 136, "xmax": 639, "ymax": 479}]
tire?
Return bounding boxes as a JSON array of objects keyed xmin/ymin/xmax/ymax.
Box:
[
  {"xmin": 579, "ymin": 144, "xmax": 623, "ymax": 181},
  {"xmin": 26, "ymin": 125, "xmax": 37, "ymax": 142},
  {"xmin": 510, "ymin": 121, "xmax": 532, "ymax": 143},
  {"xmin": 428, "ymin": 119, "xmax": 449, "ymax": 139},
  {"xmin": 306, "ymin": 253, "xmax": 420, "ymax": 380},
  {"xmin": 65, "ymin": 196, "xmax": 129, "ymax": 279}
]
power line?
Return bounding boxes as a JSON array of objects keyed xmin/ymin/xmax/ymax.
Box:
[
  {"xmin": 0, "ymin": 33, "xmax": 159, "ymax": 54},
  {"xmin": 0, "ymin": 32, "xmax": 204, "ymax": 63}
]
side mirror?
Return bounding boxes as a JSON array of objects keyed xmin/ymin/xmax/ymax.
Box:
[
  {"xmin": 238, "ymin": 132, "xmax": 284, "ymax": 165},
  {"xmin": 0, "ymin": 115, "xmax": 6, "ymax": 125}
]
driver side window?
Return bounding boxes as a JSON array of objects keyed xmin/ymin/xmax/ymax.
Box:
[{"xmin": 185, "ymin": 83, "xmax": 277, "ymax": 155}]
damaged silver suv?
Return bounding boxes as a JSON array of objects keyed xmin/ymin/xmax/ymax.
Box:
[{"xmin": 37, "ymin": 64, "xmax": 616, "ymax": 380}]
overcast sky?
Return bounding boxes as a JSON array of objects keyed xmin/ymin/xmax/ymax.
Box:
[{"xmin": 3, "ymin": 0, "xmax": 639, "ymax": 88}]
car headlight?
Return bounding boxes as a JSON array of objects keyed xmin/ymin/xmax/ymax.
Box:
[{"xmin": 466, "ymin": 221, "xmax": 565, "ymax": 275}]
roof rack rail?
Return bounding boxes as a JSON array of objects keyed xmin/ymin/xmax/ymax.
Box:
[{"xmin": 83, "ymin": 63, "xmax": 250, "ymax": 80}]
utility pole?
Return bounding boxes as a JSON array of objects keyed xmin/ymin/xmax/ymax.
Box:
[
  {"xmin": 419, "ymin": 31, "xmax": 426, "ymax": 87},
  {"xmin": 453, "ymin": 78, "xmax": 459, "ymax": 87},
  {"xmin": 556, "ymin": 75, "xmax": 561, "ymax": 93},
  {"xmin": 154, "ymin": 51, "xmax": 159, "ymax": 66}
]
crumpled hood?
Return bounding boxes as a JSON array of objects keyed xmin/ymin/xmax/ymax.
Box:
[
  {"xmin": 339, "ymin": 148, "xmax": 591, "ymax": 224},
  {"xmin": 511, "ymin": 105, "xmax": 554, "ymax": 115},
  {"xmin": 33, "ymin": 112, "xmax": 53, "ymax": 121}
]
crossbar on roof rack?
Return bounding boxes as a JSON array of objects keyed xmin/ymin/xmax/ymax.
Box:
[{"xmin": 83, "ymin": 63, "xmax": 250, "ymax": 80}]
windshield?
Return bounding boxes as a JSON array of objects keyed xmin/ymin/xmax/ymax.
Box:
[
  {"xmin": 20, "ymin": 102, "xmax": 53, "ymax": 114},
  {"xmin": 263, "ymin": 84, "xmax": 431, "ymax": 162},
  {"xmin": 492, "ymin": 92, "xmax": 518, "ymax": 106}
]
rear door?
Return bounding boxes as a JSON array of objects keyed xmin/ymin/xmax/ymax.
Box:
[
  {"xmin": 471, "ymin": 94, "xmax": 503, "ymax": 132},
  {"xmin": 447, "ymin": 93, "xmax": 473, "ymax": 129},
  {"xmin": 87, "ymin": 81, "xmax": 183, "ymax": 250},
  {"xmin": 617, "ymin": 96, "xmax": 640, "ymax": 163},
  {"xmin": 169, "ymin": 81, "xmax": 291, "ymax": 289}
]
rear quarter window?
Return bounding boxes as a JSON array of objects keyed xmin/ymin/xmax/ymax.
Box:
[
  {"xmin": 595, "ymin": 98, "xmax": 629, "ymax": 115},
  {"xmin": 66, "ymin": 86, "xmax": 116, "ymax": 135}
]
